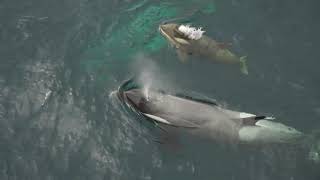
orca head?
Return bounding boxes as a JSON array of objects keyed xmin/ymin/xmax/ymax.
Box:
[
  {"xmin": 124, "ymin": 88, "xmax": 167, "ymax": 115},
  {"xmin": 124, "ymin": 89, "xmax": 146, "ymax": 108}
]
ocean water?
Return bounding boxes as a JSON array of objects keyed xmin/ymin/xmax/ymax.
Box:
[{"xmin": 0, "ymin": 0, "xmax": 320, "ymax": 179}]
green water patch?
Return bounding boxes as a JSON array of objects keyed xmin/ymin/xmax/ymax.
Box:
[
  {"xmin": 80, "ymin": 3, "xmax": 177, "ymax": 71},
  {"xmin": 201, "ymin": 2, "xmax": 216, "ymax": 14}
]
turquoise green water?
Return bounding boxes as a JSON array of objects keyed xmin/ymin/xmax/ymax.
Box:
[{"xmin": 0, "ymin": 0, "xmax": 320, "ymax": 179}]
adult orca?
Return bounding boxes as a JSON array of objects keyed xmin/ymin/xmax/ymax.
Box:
[{"xmin": 117, "ymin": 79, "xmax": 304, "ymax": 145}]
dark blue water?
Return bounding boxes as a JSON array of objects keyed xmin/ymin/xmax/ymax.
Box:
[{"xmin": 1, "ymin": 0, "xmax": 320, "ymax": 179}]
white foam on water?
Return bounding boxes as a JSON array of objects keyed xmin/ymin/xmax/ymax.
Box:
[{"xmin": 178, "ymin": 24, "xmax": 205, "ymax": 40}]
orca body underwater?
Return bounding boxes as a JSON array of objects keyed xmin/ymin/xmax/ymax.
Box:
[{"xmin": 117, "ymin": 80, "xmax": 304, "ymax": 145}]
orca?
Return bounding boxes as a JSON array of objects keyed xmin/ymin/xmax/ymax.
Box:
[{"xmin": 117, "ymin": 79, "xmax": 304, "ymax": 145}]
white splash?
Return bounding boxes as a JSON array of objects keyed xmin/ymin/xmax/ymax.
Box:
[
  {"xmin": 178, "ymin": 24, "xmax": 205, "ymax": 40},
  {"xmin": 143, "ymin": 83, "xmax": 151, "ymax": 101},
  {"xmin": 108, "ymin": 90, "xmax": 117, "ymax": 98}
]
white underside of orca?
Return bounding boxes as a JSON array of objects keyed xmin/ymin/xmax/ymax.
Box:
[
  {"xmin": 239, "ymin": 112, "xmax": 275, "ymax": 120},
  {"xmin": 255, "ymin": 120, "xmax": 293, "ymax": 131},
  {"xmin": 239, "ymin": 112, "xmax": 255, "ymax": 118},
  {"xmin": 143, "ymin": 113, "xmax": 172, "ymax": 125}
]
